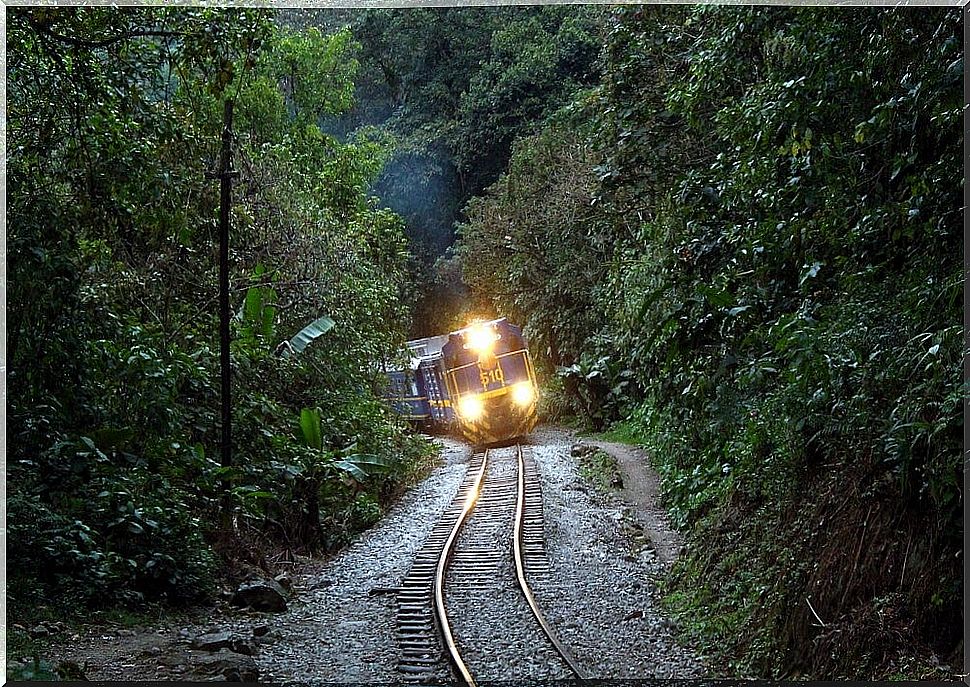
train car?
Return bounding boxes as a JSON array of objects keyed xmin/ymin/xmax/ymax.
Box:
[
  {"xmin": 383, "ymin": 319, "xmax": 538, "ymax": 445},
  {"xmin": 384, "ymin": 365, "xmax": 432, "ymax": 427},
  {"xmin": 440, "ymin": 318, "xmax": 538, "ymax": 445},
  {"xmin": 409, "ymin": 334, "xmax": 455, "ymax": 431},
  {"xmin": 382, "ymin": 335, "xmax": 452, "ymax": 431}
]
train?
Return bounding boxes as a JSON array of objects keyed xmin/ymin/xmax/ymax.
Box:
[{"xmin": 383, "ymin": 318, "xmax": 539, "ymax": 445}]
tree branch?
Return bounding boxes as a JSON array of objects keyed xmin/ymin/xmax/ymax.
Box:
[{"xmin": 27, "ymin": 17, "xmax": 187, "ymax": 50}]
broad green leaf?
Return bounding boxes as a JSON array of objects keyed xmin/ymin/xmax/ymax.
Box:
[
  {"xmin": 334, "ymin": 460, "xmax": 367, "ymax": 482},
  {"xmin": 209, "ymin": 466, "xmax": 244, "ymax": 481},
  {"xmin": 242, "ymin": 284, "xmax": 277, "ymax": 339},
  {"xmin": 334, "ymin": 453, "xmax": 390, "ymax": 481},
  {"xmin": 243, "ymin": 287, "xmax": 263, "ymax": 326},
  {"xmin": 299, "ymin": 407, "xmax": 323, "ymax": 450},
  {"xmin": 262, "ymin": 304, "xmax": 277, "ymax": 339},
  {"xmin": 287, "ymin": 315, "xmax": 335, "ymax": 355},
  {"xmin": 696, "ymin": 284, "xmax": 733, "ymax": 308},
  {"xmin": 92, "ymin": 427, "xmax": 135, "ymax": 450}
]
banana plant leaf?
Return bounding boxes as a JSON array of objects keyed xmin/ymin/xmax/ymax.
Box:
[
  {"xmin": 284, "ymin": 315, "xmax": 335, "ymax": 356},
  {"xmin": 299, "ymin": 407, "xmax": 323, "ymax": 450},
  {"xmin": 241, "ymin": 283, "xmax": 277, "ymax": 340},
  {"xmin": 243, "ymin": 287, "xmax": 263, "ymax": 327},
  {"xmin": 334, "ymin": 453, "xmax": 392, "ymax": 482}
]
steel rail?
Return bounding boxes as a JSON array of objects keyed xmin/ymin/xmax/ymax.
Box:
[
  {"xmin": 433, "ymin": 448, "xmax": 490, "ymax": 687},
  {"xmin": 513, "ymin": 444, "xmax": 589, "ymax": 680}
]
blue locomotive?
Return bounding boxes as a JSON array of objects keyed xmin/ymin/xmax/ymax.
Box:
[{"xmin": 382, "ymin": 318, "xmax": 538, "ymax": 445}]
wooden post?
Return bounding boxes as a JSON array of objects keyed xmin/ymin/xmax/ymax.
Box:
[{"xmin": 217, "ymin": 99, "xmax": 238, "ymax": 524}]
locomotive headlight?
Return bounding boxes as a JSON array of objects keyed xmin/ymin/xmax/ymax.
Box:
[
  {"xmin": 458, "ymin": 394, "xmax": 484, "ymax": 420},
  {"xmin": 465, "ymin": 324, "xmax": 498, "ymax": 354},
  {"xmin": 511, "ymin": 382, "xmax": 535, "ymax": 406}
]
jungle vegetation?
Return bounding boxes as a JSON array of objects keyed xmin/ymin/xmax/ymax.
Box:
[
  {"xmin": 7, "ymin": 5, "xmax": 963, "ymax": 682},
  {"xmin": 308, "ymin": 6, "xmax": 606, "ymax": 335},
  {"xmin": 8, "ymin": 7, "xmax": 431, "ymax": 616},
  {"xmin": 457, "ymin": 6, "xmax": 963, "ymax": 680}
]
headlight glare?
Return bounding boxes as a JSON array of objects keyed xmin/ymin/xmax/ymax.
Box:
[
  {"xmin": 511, "ymin": 382, "xmax": 535, "ymax": 406},
  {"xmin": 465, "ymin": 324, "xmax": 498, "ymax": 354},
  {"xmin": 459, "ymin": 395, "xmax": 484, "ymax": 420}
]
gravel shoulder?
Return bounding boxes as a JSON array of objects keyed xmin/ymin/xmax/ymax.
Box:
[
  {"xmin": 525, "ymin": 425, "xmax": 703, "ymax": 679},
  {"xmin": 585, "ymin": 436, "xmax": 684, "ymax": 566},
  {"xmin": 257, "ymin": 436, "xmax": 472, "ymax": 683}
]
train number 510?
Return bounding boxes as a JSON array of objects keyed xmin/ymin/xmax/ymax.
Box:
[{"xmin": 479, "ymin": 366, "xmax": 504, "ymax": 389}]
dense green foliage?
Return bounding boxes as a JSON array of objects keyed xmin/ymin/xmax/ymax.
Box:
[
  {"xmin": 8, "ymin": 6, "xmax": 962, "ymax": 681},
  {"xmin": 8, "ymin": 8, "xmax": 430, "ymax": 616},
  {"xmin": 296, "ymin": 7, "xmax": 604, "ymax": 336},
  {"xmin": 346, "ymin": 7, "xmax": 602, "ymax": 254},
  {"xmin": 458, "ymin": 6, "xmax": 962, "ymax": 679}
]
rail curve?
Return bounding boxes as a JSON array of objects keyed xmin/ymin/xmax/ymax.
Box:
[{"xmin": 432, "ymin": 444, "xmax": 587, "ymax": 686}]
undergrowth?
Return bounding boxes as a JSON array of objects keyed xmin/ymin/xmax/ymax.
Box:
[
  {"xmin": 576, "ymin": 448, "xmax": 623, "ymax": 493},
  {"xmin": 591, "ymin": 420, "xmax": 650, "ymax": 446},
  {"xmin": 631, "ymin": 393, "xmax": 962, "ymax": 680}
]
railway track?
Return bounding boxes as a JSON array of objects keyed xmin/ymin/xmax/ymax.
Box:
[{"xmin": 393, "ymin": 443, "xmax": 587, "ymax": 684}]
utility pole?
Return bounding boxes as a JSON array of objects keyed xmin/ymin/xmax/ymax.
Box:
[{"xmin": 215, "ymin": 99, "xmax": 238, "ymax": 525}]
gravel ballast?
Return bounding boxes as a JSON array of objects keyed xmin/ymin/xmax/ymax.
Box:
[
  {"xmin": 525, "ymin": 426, "xmax": 704, "ymax": 679},
  {"xmin": 261, "ymin": 426, "xmax": 704, "ymax": 682},
  {"xmin": 34, "ymin": 427, "xmax": 705, "ymax": 682},
  {"xmin": 258, "ymin": 437, "xmax": 471, "ymax": 683},
  {"xmin": 443, "ymin": 446, "xmax": 573, "ymax": 681}
]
